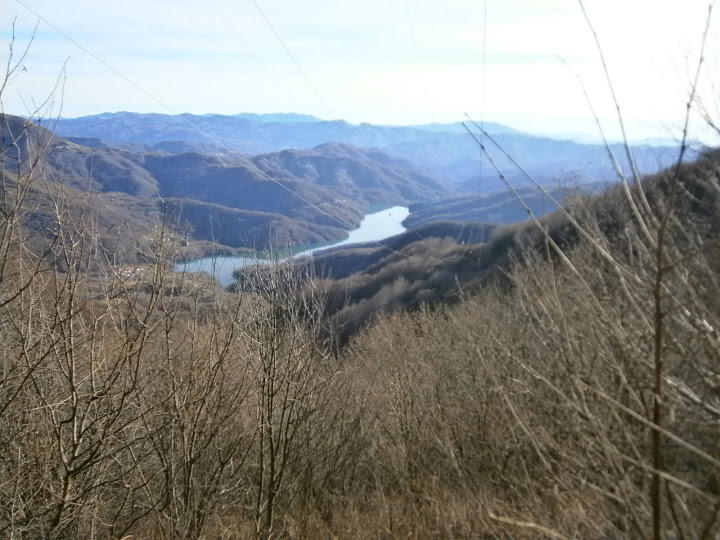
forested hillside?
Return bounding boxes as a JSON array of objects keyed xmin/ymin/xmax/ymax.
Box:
[
  {"xmin": 3, "ymin": 99, "xmax": 720, "ymax": 539},
  {"xmin": 1, "ymin": 114, "xmax": 453, "ymax": 255}
]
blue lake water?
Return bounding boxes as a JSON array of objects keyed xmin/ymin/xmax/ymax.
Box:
[{"xmin": 176, "ymin": 206, "xmax": 409, "ymax": 286}]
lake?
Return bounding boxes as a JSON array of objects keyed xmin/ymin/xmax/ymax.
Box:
[{"xmin": 176, "ymin": 206, "xmax": 410, "ymax": 286}]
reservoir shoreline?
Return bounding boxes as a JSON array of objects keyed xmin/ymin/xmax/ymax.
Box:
[{"xmin": 176, "ymin": 206, "xmax": 409, "ymax": 286}]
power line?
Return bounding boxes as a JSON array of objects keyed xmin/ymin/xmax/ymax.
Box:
[
  {"xmin": 249, "ymin": 0, "xmax": 335, "ymax": 120},
  {"xmin": 13, "ymin": 0, "xmax": 423, "ymax": 264},
  {"xmin": 15, "ymin": 0, "xmax": 170, "ymax": 115},
  {"xmin": 479, "ymin": 0, "xmax": 488, "ymax": 205},
  {"xmin": 203, "ymin": 0, "xmax": 302, "ymax": 111},
  {"xmin": 14, "ymin": 0, "xmax": 333, "ymax": 221}
]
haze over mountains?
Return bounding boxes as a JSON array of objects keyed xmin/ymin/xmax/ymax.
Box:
[
  {"xmin": 6, "ymin": 106, "xmax": 720, "ymax": 539},
  {"xmin": 4, "ymin": 0, "xmax": 720, "ymax": 533},
  {"xmin": 6, "ymin": 111, "xmax": 692, "ymax": 265},
  {"xmin": 50, "ymin": 112, "xmax": 689, "ymax": 188},
  {"xmin": 3, "ymin": 114, "xmax": 453, "ymax": 257}
]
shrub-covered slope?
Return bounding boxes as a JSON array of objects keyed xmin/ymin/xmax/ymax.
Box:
[
  {"xmin": 277, "ymin": 147, "xmax": 720, "ymax": 343},
  {"xmin": 4, "ymin": 101, "xmax": 720, "ymax": 537}
]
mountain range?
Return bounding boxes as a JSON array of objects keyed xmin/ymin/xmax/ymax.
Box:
[
  {"xmin": 48, "ymin": 112, "xmax": 690, "ymax": 187},
  {"xmin": 6, "ymin": 111, "xmax": 698, "ymax": 269},
  {"xmin": 2, "ymin": 114, "xmax": 453, "ymax": 257}
]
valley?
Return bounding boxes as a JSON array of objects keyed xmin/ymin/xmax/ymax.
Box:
[
  {"xmin": 2, "ymin": 108, "xmax": 719, "ymax": 539},
  {"xmin": 13, "ymin": 110, "xmax": 689, "ymax": 266},
  {"xmin": 3, "ymin": 0, "xmax": 720, "ymax": 536},
  {"xmin": 177, "ymin": 205, "xmax": 410, "ymax": 285}
]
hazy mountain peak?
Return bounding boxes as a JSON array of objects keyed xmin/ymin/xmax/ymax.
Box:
[
  {"xmin": 46, "ymin": 112, "xmax": 690, "ymax": 187},
  {"xmin": 231, "ymin": 112, "xmax": 320, "ymax": 123}
]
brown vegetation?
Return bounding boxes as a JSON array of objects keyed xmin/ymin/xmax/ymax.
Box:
[{"xmin": 3, "ymin": 34, "xmax": 720, "ymax": 540}]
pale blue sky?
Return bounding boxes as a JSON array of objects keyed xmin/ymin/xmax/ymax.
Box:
[{"xmin": 1, "ymin": 0, "xmax": 718, "ymax": 142}]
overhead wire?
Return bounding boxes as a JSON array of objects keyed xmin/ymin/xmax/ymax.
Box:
[
  {"xmin": 429, "ymin": 0, "xmax": 498, "ymax": 261},
  {"xmin": 13, "ymin": 0, "xmax": 425, "ymax": 266},
  {"xmin": 471, "ymin": 0, "xmax": 491, "ymax": 252},
  {"xmin": 203, "ymin": 0, "xmax": 304, "ymax": 111},
  {"xmin": 390, "ymin": 0, "xmax": 495, "ymax": 263},
  {"xmin": 249, "ymin": 0, "xmax": 335, "ymax": 120},
  {"xmin": 14, "ymin": 0, "xmax": 582, "ymax": 303},
  {"xmin": 478, "ymin": 0, "xmax": 488, "ymax": 208},
  {"xmin": 434, "ymin": 0, "xmax": 494, "ymax": 261}
]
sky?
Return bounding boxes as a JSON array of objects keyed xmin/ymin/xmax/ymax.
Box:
[{"xmin": 1, "ymin": 0, "xmax": 719, "ymax": 143}]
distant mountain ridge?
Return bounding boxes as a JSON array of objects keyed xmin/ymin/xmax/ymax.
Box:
[
  {"xmin": 49, "ymin": 112, "xmax": 521, "ymax": 171},
  {"xmin": 48, "ymin": 112, "xmax": 692, "ymax": 189},
  {"xmin": 3, "ymin": 114, "xmax": 452, "ymax": 256}
]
